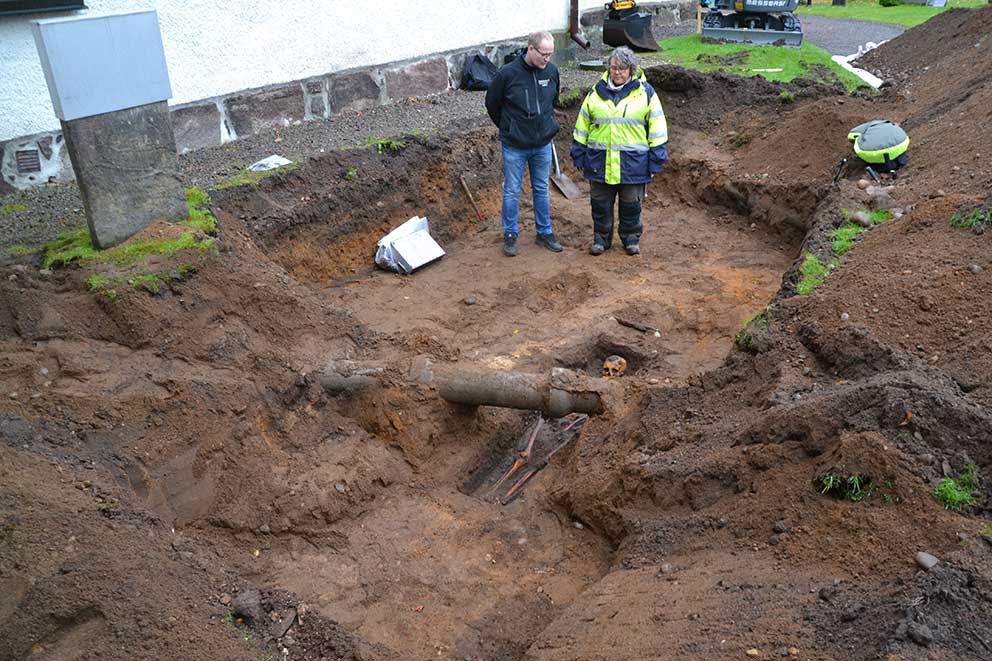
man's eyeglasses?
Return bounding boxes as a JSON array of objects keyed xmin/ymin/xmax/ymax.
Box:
[
  {"xmin": 531, "ymin": 47, "xmax": 554, "ymax": 59},
  {"xmin": 609, "ymin": 65, "xmax": 628, "ymax": 73}
]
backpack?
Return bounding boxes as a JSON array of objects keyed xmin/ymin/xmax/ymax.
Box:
[
  {"xmin": 461, "ymin": 54, "xmax": 499, "ymax": 91},
  {"xmin": 848, "ymin": 120, "xmax": 909, "ymax": 172}
]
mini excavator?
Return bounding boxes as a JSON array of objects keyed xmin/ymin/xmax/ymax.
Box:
[{"xmin": 700, "ymin": 0, "xmax": 804, "ymax": 47}]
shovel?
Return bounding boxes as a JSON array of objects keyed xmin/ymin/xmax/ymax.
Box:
[{"xmin": 550, "ymin": 142, "xmax": 581, "ymax": 199}]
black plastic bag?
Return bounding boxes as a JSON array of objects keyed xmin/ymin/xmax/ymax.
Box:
[{"xmin": 462, "ymin": 54, "xmax": 499, "ymax": 91}]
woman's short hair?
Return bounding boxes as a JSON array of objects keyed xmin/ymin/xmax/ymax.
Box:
[{"xmin": 610, "ymin": 46, "xmax": 638, "ymax": 74}]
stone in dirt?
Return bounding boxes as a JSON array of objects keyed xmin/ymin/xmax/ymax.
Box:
[
  {"xmin": 915, "ymin": 552, "xmax": 939, "ymax": 570},
  {"xmin": 852, "ymin": 211, "xmax": 872, "ymax": 227},
  {"xmin": 908, "ymin": 621, "xmax": 934, "ymax": 646},
  {"xmin": 232, "ymin": 589, "xmax": 263, "ymax": 624}
]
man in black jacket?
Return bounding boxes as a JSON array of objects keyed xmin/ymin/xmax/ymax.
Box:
[{"xmin": 485, "ymin": 31, "xmax": 563, "ymax": 257}]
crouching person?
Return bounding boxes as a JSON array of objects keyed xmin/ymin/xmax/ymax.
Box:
[{"xmin": 571, "ymin": 47, "xmax": 668, "ymax": 256}]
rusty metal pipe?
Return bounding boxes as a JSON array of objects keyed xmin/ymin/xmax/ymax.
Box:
[
  {"xmin": 570, "ymin": 0, "xmax": 591, "ymax": 49},
  {"xmin": 431, "ymin": 365, "xmax": 602, "ymax": 418},
  {"xmin": 321, "ymin": 357, "xmax": 608, "ymax": 417}
]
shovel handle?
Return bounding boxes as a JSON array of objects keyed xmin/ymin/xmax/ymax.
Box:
[
  {"xmin": 551, "ymin": 142, "xmax": 563, "ymax": 177},
  {"xmin": 459, "ymin": 175, "xmax": 485, "ymax": 223}
]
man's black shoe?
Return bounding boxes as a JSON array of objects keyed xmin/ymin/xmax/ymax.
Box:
[
  {"xmin": 503, "ymin": 232, "xmax": 518, "ymax": 257},
  {"xmin": 589, "ymin": 243, "xmax": 606, "ymax": 256},
  {"xmin": 625, "ymin": 243, "xmax": 640, "ymax": 256},
  {"xmin": 535, "ymin": 232, "xmax": 563, "ymax": 253}
]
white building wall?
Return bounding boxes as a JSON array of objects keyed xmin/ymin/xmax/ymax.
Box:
[{"xmin": 0, "ymin": 0, "xmax": 603, "ymax": 141}]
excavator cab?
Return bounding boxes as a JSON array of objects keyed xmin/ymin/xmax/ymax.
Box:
[{"xmin": 603, "ymin": 0, "xmax": 660, "ymax": 52}]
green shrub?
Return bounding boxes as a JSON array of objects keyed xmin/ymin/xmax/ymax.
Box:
[
  {"xmin": 778, "ymin": 91, "xmax": 795, "ymax": 103},
  {"xmin": 879, "ymin": 0, "xmax": 901, "ymax": 7}
]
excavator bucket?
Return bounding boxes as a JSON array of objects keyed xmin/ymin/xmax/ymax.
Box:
[{"xmin": 603, "ymin": 12, "xmax": 659, "ymax": 52}]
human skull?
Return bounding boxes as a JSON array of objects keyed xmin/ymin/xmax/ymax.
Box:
[{"xmin": 602, "ymin": 355, "xmax": 627, "ymax": 378}]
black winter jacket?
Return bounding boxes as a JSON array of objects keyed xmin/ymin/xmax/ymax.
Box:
[{"xmin": 485, "ymin": 54, "xmax": 560, "ymax": 149}]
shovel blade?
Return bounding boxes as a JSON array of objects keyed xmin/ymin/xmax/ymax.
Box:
[{"xmin": 551, "ymin": 173, "xmax": 582, "ymax": 199}]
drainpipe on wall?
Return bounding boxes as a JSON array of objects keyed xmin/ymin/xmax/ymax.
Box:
[{"xmin": 570, "ymin": 0, "xmax": 590, "ymax": 49}]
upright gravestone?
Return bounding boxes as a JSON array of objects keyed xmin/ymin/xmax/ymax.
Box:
[{"xmin": 32, "ymin": 10, "xmax": 186, "ymax": 249}]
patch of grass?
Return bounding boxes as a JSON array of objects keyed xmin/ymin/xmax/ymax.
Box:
[
  {"xmin": 798, "ymin": 0, "xmax": 985, "ymax": 28},
  {"xmin": 734, "ymin": 305, "xmax": 774, "ymax": 350},
  {"xmin": 85, "ymin": 274, "xmax": 118, "ymax": 302},
  {"xmin": 44, "ymin": 228, "xmax": 98, "ymax": 269},
  {"xmin": 7, "ymin": 244, "xmax": 39, "ymax": 257},
  {"xmin": 649, "ymin": 34, "xmax": 868, "ymax": 92},
  {"xmin": 344, "ymin": 166, "xmax": 359, "ymax": 180},
  {"xmin": 951, "ymin": 207, "xmax": 992, "ymax": 229},
  {"xmin": 934, "ymin": 464, "xmax": 979, "ymax": 510},
  {"xmin": 795, "ymin": 253, "xmax": 833, "ymax": 296},
  {"xmin": 817, "ymin": 473, "xmax": 873, "ymax": 501},
  {"xmin": 183, "ymin": 187, "xmax": 218, "ymax": 236},
  {"xmin": 778, "ymin": 91, "xmax": 796, "ymax": 104},
  {"xmin": 44, "ymin": 227, "xmax": 213, "ymax": 270},
  {"xmin": 85, "ymin": 265, "xmax": 197, "ymax": 300},
  {"xmin": 831, "ymin": 222, "xmax": 866, "ymax": 255},
  {"xmin": 367, "ymin": 136, "xmax": 408, "ymax": 154},
  {"xmin": 560, "ymin": 88, "xmax": 586, "ymax": 106},
  {"xmin": 981, "ymin": 523, "xmax": 992, "ymax": 544},
  {"xmin": 213, "ymin": 161, "xmax": 298, "ymax": 190},
  {"xmin": 1, "ymin": 203, "xmax": 28, "ymax": 216}
]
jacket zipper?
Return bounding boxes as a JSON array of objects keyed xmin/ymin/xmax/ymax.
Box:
[{"xmin": 533, "ymin": 72, "xmax": 541, "ymax": 115}]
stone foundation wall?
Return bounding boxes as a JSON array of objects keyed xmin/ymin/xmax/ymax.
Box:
[{"xmin": 3, "ymin": 4, "xmax": 692, "ymax": 193}]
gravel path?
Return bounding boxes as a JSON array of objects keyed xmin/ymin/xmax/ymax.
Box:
[
  {"xmin": 0, "ymin": 16, "xmax": 897, "ymax": 252},
  {"xmin": 799, "ymin": 14, "xmax": 905, "ymax": 56}
]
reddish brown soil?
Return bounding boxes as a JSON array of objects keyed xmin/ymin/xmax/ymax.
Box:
[{"xmin": 3, "ymin": 7, "xmax": 992, "ymax": 660}]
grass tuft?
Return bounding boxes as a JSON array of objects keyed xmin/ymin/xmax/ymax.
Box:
[
  {"xmin": 367, "ymin": 137, "xmax": 408, "ymax": 154},
  {"xmin": 817, "ymin": 473, "xmax": 873, "ymax": 502},
  {"xmin": 951, "ymin": 207, "xmax": 992, "ymax": 229},
  {"xmin": 831, "ymin": 223, "xmax": 865, "ymax": 255},
  {"xmin": 734, "ymin": 305, "xmax": 774, "ymax": 351},
  {"xmin": 1, "ymin": 203, "xmax": 28, "ymax": 216},
  {"xmin": 796, "ymin": 253, "xmax": 832, "ymax": 295},
  {"xmin": 183, "ymin": 187, "xmax": 218, "ymax": 236},
  {"xmin": 934, "ymin": 464, "xmax": 978, "ymax": 510},
  {"xmin": 214, "ymin": 162, "xmax": 298, "ymax": 190}
]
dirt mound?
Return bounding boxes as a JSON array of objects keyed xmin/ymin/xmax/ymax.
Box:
[{"xmin": 645, "ymin": 64, "xmax": 845, "ymax": 127}]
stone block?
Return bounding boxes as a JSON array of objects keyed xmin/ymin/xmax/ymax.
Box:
[
  {"xmin": 171, "ymin": 103, "xmax": 222, "ymax": 154},
  {"xmin": 225, "ymin": 84, "xmax": 305, "ymax": 137},
  {"xmin": 327, "ymin": 71, "xmax": 382, "ymax": 115},
  {"xmin": 384, "ymin": 57, "xmax": 450, "ymax": 101},
  {"xmin": 304, "ymin": 79, "xmax": 327, "ymax": 119},
  {"xmin": 1, "ymin": 131, "xmax": 71, "ymax": 191},
  {"xmin": 61, "ymin": 100, "xmax": 186, "ymax": 249}
]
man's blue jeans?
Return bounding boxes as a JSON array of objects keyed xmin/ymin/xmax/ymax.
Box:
[{"xmin": 501, "ymin": 142, "xmax": 552, "ymax": 236}]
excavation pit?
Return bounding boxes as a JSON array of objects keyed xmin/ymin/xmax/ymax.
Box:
[
  {"xmin": 9, "ymin": 24, "xmax": 992, "ymax": 655},
  {"xmin": 197, "ymin": 107, "xmax": 805, "ymax": 658}
]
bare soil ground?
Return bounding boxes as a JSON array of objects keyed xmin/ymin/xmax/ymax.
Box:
[{"xmin": 2, "ymin": 7, "xmax": 992, "ymax": 660}]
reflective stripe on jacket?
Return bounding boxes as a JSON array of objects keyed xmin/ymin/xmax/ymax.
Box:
[{"xmin": 570, "ymin": 69, "xmax": 668, "ymax": 185}]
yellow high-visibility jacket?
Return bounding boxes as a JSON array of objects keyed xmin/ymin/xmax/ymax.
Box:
[{"xmin": 570, "ymin": 69, "xmax": 668, "ymax": 185}]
